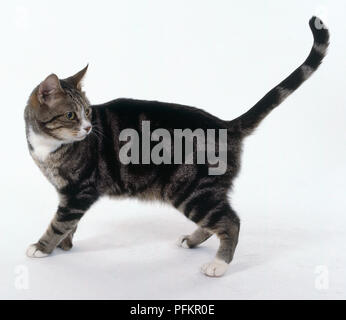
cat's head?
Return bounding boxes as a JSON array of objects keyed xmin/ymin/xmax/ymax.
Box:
[{"xmin": 27, "ymin": 65, "xmax": 92, "ymax": 143}]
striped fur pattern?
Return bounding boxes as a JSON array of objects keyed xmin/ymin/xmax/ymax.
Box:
[
  {"xmin": 230, "ymin": 17, "xmax": 330, "ymax": 136},
  {"xmin": 24, "ymin": 17, "xmax": 329, "ymax": 277}
]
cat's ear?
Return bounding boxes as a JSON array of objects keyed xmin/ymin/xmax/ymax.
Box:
[
  {"xmin": 38, "ymin": 74, "xmax": 64, "ymax": 106},
  {"xmin": 65, "ymin": 65, "xmax": 88, "ymax": 90}
]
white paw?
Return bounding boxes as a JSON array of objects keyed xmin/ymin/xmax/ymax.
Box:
[
  {"xmin": 26, "ymin": 244, "xmax": 49, "ymax": 258},
  {"xmin": 201, "ymin": 259, "xmax": 228, "ymax": 277},
  {"xmin": 176, "ymin": 235, "xmax": 189, "ymax": 248}
]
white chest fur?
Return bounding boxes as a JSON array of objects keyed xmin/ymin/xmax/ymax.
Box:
[{"xmin": 28, "ymin": 127, "xmax": 62, "ymax": 162}]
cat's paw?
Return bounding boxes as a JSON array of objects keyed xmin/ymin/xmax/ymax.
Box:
[
  {"xmin": 58, "ymin": 237, "xmax": 73, "ymax": 251},
  {"xmin": 201, "ymin": 259, "xmax": 228, "ymax": 277},
  {"xmin": 176, "ymin": 235, "xmax": 191, "ymax": 248},
  {"xmin": 26, "ymin": 244, "xmax": 49, "ymax": 258}
]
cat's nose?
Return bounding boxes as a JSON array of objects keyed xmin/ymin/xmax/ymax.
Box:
[{"xmin": 83, "ymin": 125, "xmax": 92, "ymax": 133}]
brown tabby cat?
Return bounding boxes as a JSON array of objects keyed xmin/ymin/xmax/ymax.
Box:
[{"xmin": 24, "ymin": 17, "xmax": 329, "ymax": 277}]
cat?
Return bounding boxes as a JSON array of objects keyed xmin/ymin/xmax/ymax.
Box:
[{"xmin": 24, "ymin": 17, "xmax": 329, "ymax": 277}]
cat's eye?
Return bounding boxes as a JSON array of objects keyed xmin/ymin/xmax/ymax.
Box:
[
  {"xmin": 65, "ymin": 112, "xmax": 76, "ymax": 120},
  {"xmin": 85, "ymin": 108, "xmax": 91, "ymax": 116}
]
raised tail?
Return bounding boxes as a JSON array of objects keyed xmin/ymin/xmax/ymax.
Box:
[{"xmin": 229, "ymin": 16, "xmax": 329, "ymax": 136}]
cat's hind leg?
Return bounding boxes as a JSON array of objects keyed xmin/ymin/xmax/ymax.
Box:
[
  {"xmin": 200, "ymin": 205, "xmax": 240, "ymax": 277},
  {"xmin": 177, "ymin": 227, "xmax": 212, "ymax": 248},
  {"xmin": 178, "ymin": 190, "xmax": 239, "ymax": 277},
  {"xmin": 171, "ymin": 173, "xmax": 239, "ymax": 277}
]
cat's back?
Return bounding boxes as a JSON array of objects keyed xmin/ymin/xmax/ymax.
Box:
[{"xmin": 92, "ymin": 98, "xmax": 229, "ymax": 130}]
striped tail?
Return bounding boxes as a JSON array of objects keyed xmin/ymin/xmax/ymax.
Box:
[{"xmin": 230, "ymin": 16, "xmax": 329, "ymax": 136}]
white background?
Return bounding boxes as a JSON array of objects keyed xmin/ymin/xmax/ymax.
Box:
[{"xmin": 0, "ymin": 0, "xmax": 345, "ymax": 299}]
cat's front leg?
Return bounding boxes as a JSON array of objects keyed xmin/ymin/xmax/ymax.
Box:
[
  {"xmin": 57, "ymin": 226, "xmax": 77, "ymax": 251},
  {"xmin": 26, "ymin": 192, "xmax": 98, "ymax": 258}
]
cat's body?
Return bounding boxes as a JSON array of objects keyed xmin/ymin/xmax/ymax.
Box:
[{"xmin": 24, "ymin": 17, "xmax": 329, "ymax": 277}]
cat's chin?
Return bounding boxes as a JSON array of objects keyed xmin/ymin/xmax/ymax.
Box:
[
  {"xmin": 74, "ymin": 135, "xmax": 87, "ymax": 141},
  {"xmin": 61, "ymin": 135, "xmax": 87, "ymax": 144},
  {"xmin": 70, "ymin": 133, "xmax": 90, "ymax": 142}
]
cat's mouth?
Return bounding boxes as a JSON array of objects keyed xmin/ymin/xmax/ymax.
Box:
[{"xmin": 72, "ymin": 128, "xmax": 92, "ymax": 142}]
